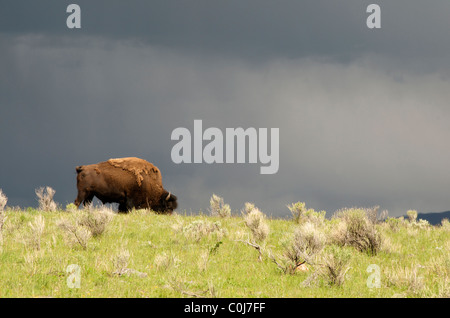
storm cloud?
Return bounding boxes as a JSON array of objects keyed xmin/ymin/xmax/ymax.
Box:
[{"xmin": 1, "ymin": 1, "xmax": 450, "ymax": 217}]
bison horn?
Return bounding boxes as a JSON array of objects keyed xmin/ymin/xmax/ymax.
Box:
[{"xmin": 165, "ymin": 192, "xmax": 171, "ymax": 201}]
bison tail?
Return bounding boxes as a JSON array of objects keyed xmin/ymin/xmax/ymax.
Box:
[{"xmin": 76, "ymin": 166, "xmax": 83, "ymax": 173}]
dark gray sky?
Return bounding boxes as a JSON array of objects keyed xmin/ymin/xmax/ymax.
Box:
[{"xmin": 1, "ymin": 1, "xmax": 450, "ymax": 218}]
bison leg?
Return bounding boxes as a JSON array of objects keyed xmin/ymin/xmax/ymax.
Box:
[
  {"xmin": 118, "ymin": 199, "xmax": 134, "ymax": 213},
  {"xmin": 83, "ymin": 193, "xmax": 94, "ymax": 207},
  {"xmin": 118, "ymin": 202, "xmax": 128, "ymax": 213},
  {"xmin": 126, "ymin": 199, "xmax": 135, "ymax": 211}
]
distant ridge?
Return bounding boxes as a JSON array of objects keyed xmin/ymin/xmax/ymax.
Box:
[{"xmin": 414, "ymin": 211, "xmax": 450, "ymax": 225}]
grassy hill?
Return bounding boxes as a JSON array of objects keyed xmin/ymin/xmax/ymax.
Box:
[{"xmin": 0, "ymin": 201, "xmax": 448, "ymax": 298}]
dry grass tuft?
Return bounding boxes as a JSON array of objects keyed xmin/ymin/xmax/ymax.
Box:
[
  {"xmin": 26, "ymin": 215, "xmax": 45, "ymax": 251},
  {"xmin": 57, "ymin": 217, "xmax": 92, "ymax": 249},
  {"xmin": 182, "ymin": 219, "xmax": 226, "ymax": 242},
  {"xmin": 441, "ymin": 218, "xmax": 450, "ymax": 231},
  {"xmin": 197, "ymin": 250, "xmax": 210, "ymax": 272},
  {"xmin": 111, "ymin": 248, "xmax": 147, "ymax": 277},
  {"xmin": 385, "ymin": 264, "xmax": 427, "ymax": 296},
  {"xmin": 243, "ymin": 204, "xmax": 269, "ymax": 243},
  {"xmin": 287, "ymin": 202, "xmax": 326, "ymax": 226},
  {"xmin": 35, "ymin": 186, "xmax": 58, "ymax": 211},
  {"xmin": 0, "ymin": 189, "xmax": 7, "ymax": 248},
  {"xmin": 287, "ymin": 222, "xmax": 326, "ymax": 263},
  {"xmin": 406, "ymin": 209, "xmax": 418, "ymax": 223},
  {"xmin": 209, "ymin": 194, "xmax": 231, "ymax": 218},
  {"xmin": 320, "ymin": 246, "xmax": 352, "ymax": 286},
  {"xmin": 57, "ymin": 206, "xmax": 114, "ymax": 249},
  {"xmin": 331, "ymin": 207, "xmax": 382, "ymax": 255},
  {"xmin": 112, "ymin": 248, "xmax": 130, "ymax": 275},
  {"xmin": 154, "ymin": 252, "xmax": 180, "ymax": 271},
  {"xmin": 78, "ymin": 206, "xmax": 114, "ymax": 237},
  {"xmin": 238, "ymin": 203, "xmax": 270, "ymax": 261},
  {"xmin": 0, "ymin": 189, "xmax": 7, "ymax": 211},
  {"xmin": 272, "ymin": 221, "xmax": 326, "ymax": 275}
]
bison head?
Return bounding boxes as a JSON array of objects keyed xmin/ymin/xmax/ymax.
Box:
[{"xmin": 157, "ymin": 191, "xmax": 178, "ymax": 214}]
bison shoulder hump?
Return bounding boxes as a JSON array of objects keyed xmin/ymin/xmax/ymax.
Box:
[{"xmin": 106, "ymin": 157, "xmax": 161, "ymax": 186}]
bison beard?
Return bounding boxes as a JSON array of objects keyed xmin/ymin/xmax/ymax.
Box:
[{"xmin": 74, "ymin": 157, "xmax": 178, "ymax": 214}]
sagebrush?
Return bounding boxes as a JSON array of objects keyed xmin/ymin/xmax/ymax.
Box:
[{"xmin": 35, "ymin": 186, "xmax": 58, "ymax": 211}]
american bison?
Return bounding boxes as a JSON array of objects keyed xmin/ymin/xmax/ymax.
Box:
[{"xmin": 74, "ymin": 157, "xmax": 178, "ymax": 214}]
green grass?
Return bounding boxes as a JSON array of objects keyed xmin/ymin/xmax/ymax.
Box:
[{"xmin": 0, "ymin": 207, "xmax": 448, "ymax": 298}]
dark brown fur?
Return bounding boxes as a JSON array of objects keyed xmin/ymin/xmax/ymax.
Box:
[{"xmin": 74, "ymin": 157, "xmax": 178, "ymax": 213}]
